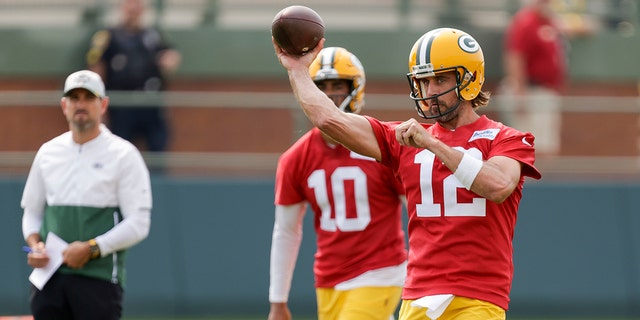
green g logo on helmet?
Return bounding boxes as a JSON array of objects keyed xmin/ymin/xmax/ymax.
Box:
[{"xmin": 407, "ymin": 28, "xmax": 485, "ymax": 103}]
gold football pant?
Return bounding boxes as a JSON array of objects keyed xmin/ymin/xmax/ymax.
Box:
[
  {"xmin": 316, "ymin": 286, "xmax": 402, "ymax": 320},
  {"xmin": 398, "ymin": 296, "xmax": 505, "ymax": 320}
]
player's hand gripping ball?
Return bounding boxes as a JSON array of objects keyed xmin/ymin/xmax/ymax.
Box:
[{"xmin": 271, "ymin": 5, "xmax": 325, "ymax": 55}]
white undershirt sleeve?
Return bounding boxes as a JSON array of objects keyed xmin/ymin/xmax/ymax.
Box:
[{"xmin": 269, "ymin": 202, "xmax": 306, "ymax": 303}]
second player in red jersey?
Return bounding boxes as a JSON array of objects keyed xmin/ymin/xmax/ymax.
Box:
[{"xmin": 269, "ymin": 47, "xmax": 407, "ymax": 320}]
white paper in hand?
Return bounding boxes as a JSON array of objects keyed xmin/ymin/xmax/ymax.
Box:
[{"xmin": 29, "ymin": 232, "xmax": 69, "ymax": 290}]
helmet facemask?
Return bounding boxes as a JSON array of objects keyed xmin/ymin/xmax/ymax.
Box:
[
  {"xmin": 315, "ymin": 79, "xmax": 357, "ymax": 113},
  {"xmin": 407, "ymin": 65, "xmax": 476, "ymax": 119},
  {"xmin": 309, "ymin": 47, "xmax": 365, "ymax": 113}
]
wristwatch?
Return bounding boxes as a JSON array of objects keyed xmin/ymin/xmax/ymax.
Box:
[{"xmin": 88, "ymin": 239, "xmax": 101, "ymax": 260}]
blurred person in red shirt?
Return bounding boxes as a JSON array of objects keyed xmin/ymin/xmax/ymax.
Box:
[{"xmin": 500, "ymin": 0, "xmax": 569, "ymax": 155}]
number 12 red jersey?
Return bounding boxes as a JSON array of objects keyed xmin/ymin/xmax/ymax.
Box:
[{"xmin": 367, "ymin": 115, "xmax": 541, "ymax": 310}]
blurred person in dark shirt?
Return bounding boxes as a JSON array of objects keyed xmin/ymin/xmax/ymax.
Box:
[{"xmin": 87, "ymin": 0, "xmax": 181, "ymax": 153}]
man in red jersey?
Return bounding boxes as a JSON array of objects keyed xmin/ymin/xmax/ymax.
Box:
[
  {"xmin": 499, "ymin": 0, "xmax": 572, "ymax": 155},
  {"xmin": 274, "ymin": 28, "xmax": 541, "ymax": 320},
  {"xmin": 268, "ymin": 47, "xmax": 408, "ymax": 320}
]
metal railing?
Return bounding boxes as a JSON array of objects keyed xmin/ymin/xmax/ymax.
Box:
[{"xmin": 0, "ymin": 90, "xmax": 639, "ymax": 180}]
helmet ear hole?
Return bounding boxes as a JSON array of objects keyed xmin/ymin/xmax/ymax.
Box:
[{"xmin": 461, "ymin": 70, "xmax": 474, "ymax": 83}]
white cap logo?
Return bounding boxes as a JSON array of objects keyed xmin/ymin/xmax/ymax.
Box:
[{"xmin": 63, "ymin": 70, "xmax": 105, "ymax": 98}]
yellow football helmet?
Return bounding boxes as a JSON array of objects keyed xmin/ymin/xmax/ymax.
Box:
[
  {"xmin": 309, "ymin": 47, "xmax": 365, "ymax": 113},
  {"xmin": 407, "ymin": 28, "xmax": 485, "ymax": 119}
]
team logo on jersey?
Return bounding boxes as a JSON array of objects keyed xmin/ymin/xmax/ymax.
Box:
[{"xmin": 469, "ymin": 128, "xmax": 500, "ymax": 142}]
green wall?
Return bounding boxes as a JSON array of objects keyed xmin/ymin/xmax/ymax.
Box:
[
  {"xmin": 0, "ymin": 27, "xmax": 637, "ymax": 82},
  {"xmin": 1, "ymin": 177, "xmax": 639, "ymax": 318}
]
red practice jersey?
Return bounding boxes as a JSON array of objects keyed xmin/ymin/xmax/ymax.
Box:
[
  {"xmin": 275, "ymin": 128, "xmax": 407, "ymax": 288},
  {"xmin": 367, "ymin": 115, "xmax": 541, "ymax": 310},
  {"xmin": 505, "ymin": 6, "xmax": 567, "ymax": 91}
]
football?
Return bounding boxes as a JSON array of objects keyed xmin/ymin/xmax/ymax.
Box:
[{"xmin": 271, "ymin": 5, "xmax": 325, "ymax": 55}]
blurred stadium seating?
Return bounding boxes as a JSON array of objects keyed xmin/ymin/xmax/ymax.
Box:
[{"xmin": 0, "ymin": 0, "xmax": 634, "ymax": 31}]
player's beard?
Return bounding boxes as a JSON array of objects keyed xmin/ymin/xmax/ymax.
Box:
[{"xmin": 429, "ymin": 99, "xmax": 459, "ymax": 124}]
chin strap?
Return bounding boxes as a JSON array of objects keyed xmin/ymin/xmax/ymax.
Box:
[{"xmin": 338, "ymin": 90, "xmax": 356, "ymax": 112}]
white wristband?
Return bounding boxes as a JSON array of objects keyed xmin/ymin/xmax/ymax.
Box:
[{"xmin": 454, "ymin": 153, "xmax": 483, "ymax": 190}]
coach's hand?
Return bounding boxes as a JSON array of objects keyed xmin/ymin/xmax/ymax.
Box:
[
  {"xmin": 26, "ymin": 241, "xmax": 49, "ymax": 269},
  {"xmin": 63, "ymin": 241, "xmax": 92, "ymax": 269}
]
